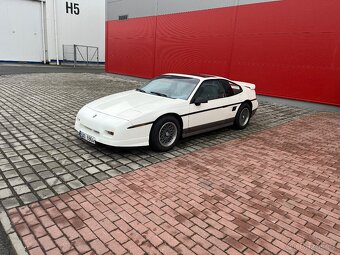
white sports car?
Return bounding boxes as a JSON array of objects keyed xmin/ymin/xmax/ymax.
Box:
[{"xmin": 75, "ymin": 74, "xmax": 258, "ymax": 151}]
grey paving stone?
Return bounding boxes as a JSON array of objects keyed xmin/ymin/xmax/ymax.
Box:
[
  {"xmin": 60, "ymin": 174, "xmax": 75, "ymax": 182},
  {"xmin": 69, "ymin": 156, "xmax": 83, "ymax": 163},
  {"xmin": 45, "ymin": 162, "xmax": 59, "ymax": 169},
  {"xmin": 106, "ymin": 169, "xmax": 121, "ymax": 177},
  {"xmin": 65, "ymin": 164, "xmax": 80, "ymax": 172},
  {"xmin": 127, "ymin": 163, "xmax": 142, "ymax": 170},
  {"xmin": 97, "ymin": 164, "xmax": 111, "ymax": 171},
  {"xmin": 38, "ymin": 171, "xmax": 54, "ymax": 179},
  {"xmin": 117, "ymin": 158, "xmax": 132, "ymax": 165},
  {"xmin": 23, "ymin": 154, "xmax": 36, "ymax": 160},
  {"xmin": 8, "ymin": 177, "xmax": 24, "ymax": 186},
  {"xmin": 88, "ymin": 159, "xmax": 102, "ymax": 165},
  {"xmin": 20, "ymin": 193, "xmax": 38, "ymax": 204},
  {"xmin": 136, "ymin": 160, "xmax": 152, "ymax": 167},
  {"xmin": 145, "ymin": 157, "xmax": 160, "ymax": 164},
  {"xmin": 116, "ymin": 165, "xmax": 132, "ymax": 173},
  {"xmin": 51, "ymin": 167, "xmax": 68, "ymax": 176},
  {"xmin": 77, "ymin": 161, "xmax": 92, "ymax": 169},
  {"xmin": 67, "ymin": 180, "xmax": 84, "ymax": 189},
  {"xmin": 27, "ymin": 159, "xmax": 42, "ymax": 166},
  {"xmin": 81, "ymin": 176, "xmax": 97, "ymax": 185},
  {"xmin": 13, "ymin": 161, "xmax": 29, "ymax": 169},
  {"xmin": 100, "ymin": 156, "xmax": 114, "ymax": 162},
  {"xmin": 46, "ymin": 177, "xmax": 62, "ymax": 186},
  {"xmin": 37, "ymin": 189, "xmax": 55, "ymax": 199},
  {"xmin": 0, "ymin": 189, "xmax": 12, "ymax": 199},
  {"xmin": 17, "ymin": 167, "xmax": 34, "ymax": 176},
  {"xmin": 0, "ymin": 181, "xmax": 7, "ymax": 189},
  {"xmin": 72, "ymin": 170, "xmax": 87, "ymax": 178},
  {"xmin": 94, "ymin": 172, "xmax": 109, "ymax": 181},
  {"xmin": 0, "ymin": 165, "xmax": 13, "ymax": 171},
  {"xmin": 40, "ymin": 157, "xmax": 54, "ymax": 164},
  {"xmin": 30, "ymin": 181, "xmax": 47, "ymax": 191},
  {"xmin": 1, "ymin": 197, "xmax": 20, "ymax": 209},
  {"xmin": 85, "ymin": 167, "xmax": 100, "ymax": 175},
  {"xmin": 53, "ymin": 184, "xmax": 70, "ymax": 194},
  {"xmin": 13, "ymin": 185, "xmax": 31, "ymax": 195},
  {"xmin": 33, "ymin": 164, "xmax": 48, "ymax": 172},
  {"xmin": 0, "ymin": 159, "xmax": 9, "ymax": 165},
  {"xmin": 23, "ymin": 174, "xmax": 40, "ymax": 182},
  {"xmin": 8, "ymin": 157, "xmax": 22, "ymax": 164},
  {"xmin": 107, "ymin": 161, "xmax": 122, "ymax": 168}
]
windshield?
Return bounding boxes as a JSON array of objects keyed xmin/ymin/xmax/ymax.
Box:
[{"xmin": 138, "ymin": 75, "xmax": 200, "ymax": 100}]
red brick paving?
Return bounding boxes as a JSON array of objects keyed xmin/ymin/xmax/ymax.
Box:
[{"xmin": 7, "ymin": 113, "xmax": 340, "ymax": 254}]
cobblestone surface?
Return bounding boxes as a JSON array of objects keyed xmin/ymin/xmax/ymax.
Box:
[
  {"xmin": 7, "ymin": 113, "xmax": 340, "ymax": 255},
  {"xmin": 0, "ymin": 73, "xmax": 313, "ymax": 209}
]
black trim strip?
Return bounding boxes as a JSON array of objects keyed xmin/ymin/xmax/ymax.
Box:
[
  {"xmin": 181, "ymin": 102, "xmax": 241, "ymax": 117},
  {"xmin": 127, "ymin": 121, "xmax": 154, "ymax": 129},
  {"xmin": 182, "ymin": 98, "xmax": 257, "ymax": 117},
  {"xmin": 182, "ymin": 118, "xmax": 235, "ymax": 138},
  {"xmin": 127, "ymin": 99, "xmax": 257, "ymax": 129}
]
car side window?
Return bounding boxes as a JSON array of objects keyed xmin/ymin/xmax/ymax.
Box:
[
  {"xmin": 220, "ymin": 80, "xmax": 235, "ymax": 97},
  {"xmin": 228, "ymin": 81, "xmax": 243, "ymax": 95},
  {"xmin": 194, "ymin": 80, "xmax": 227, "ymax": 101}
]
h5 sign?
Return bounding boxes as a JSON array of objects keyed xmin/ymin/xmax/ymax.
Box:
[{"xmin": 66, "ymin": 2, "xmax": 80, "ymax": 15}]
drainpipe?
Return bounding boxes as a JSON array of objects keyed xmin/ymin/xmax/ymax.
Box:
[
  {"xmin": 40, "ymin": 0, "xmax": 46, "ymax": 64},
  {"xmin": 53, "ymin": 0, "xmax": 60, "ymax": 65}
]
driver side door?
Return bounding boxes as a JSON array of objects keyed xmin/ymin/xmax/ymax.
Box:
[{"xmin": 184, "ymin": 79, "xmax": 231, "ymax": 136}]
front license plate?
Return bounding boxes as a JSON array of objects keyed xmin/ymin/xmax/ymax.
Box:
[{"xmin": 79, "ymin": 131, "xmax": 96, "ymax": 144}]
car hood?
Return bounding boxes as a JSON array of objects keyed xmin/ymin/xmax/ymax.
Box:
[{"xmin": 86, "ymin": 90, "xmax": 179, "ymax": 120}]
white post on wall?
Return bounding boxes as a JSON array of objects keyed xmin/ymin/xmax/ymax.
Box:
[
  {"xmin": 53, "ymin": 0, "xmax": 60, "ymax": 65},
  {"xmin": 40, "ymin": 0, "xmax": 46, "ymax": 64}
]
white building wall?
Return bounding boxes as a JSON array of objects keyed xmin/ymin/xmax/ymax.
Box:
[
  {"xmin": 0, "ymin": 0, "xmax": 105, "ymax": 63},
  {"xmin": 46, "ymin": 0, "xmax": 105, "ymax": 63},
  {"xmin": 0, "ymin": 0, "xmax": 43, "ymax": 62}
]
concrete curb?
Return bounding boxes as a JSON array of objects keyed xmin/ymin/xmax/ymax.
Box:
[{"xmin": 0, "ymin": 208, "xmax": 28, "ymax": 255}]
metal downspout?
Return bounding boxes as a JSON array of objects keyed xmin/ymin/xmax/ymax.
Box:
[
  {"xmin": 53, "ymin": 0, "xmax": 59, "ymax": 65},
  {"xmin": 40, "ymin": 0, "xmax": 46, "ymax": 64}
]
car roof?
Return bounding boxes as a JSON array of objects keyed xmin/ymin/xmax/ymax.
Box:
[{"xmin": 162, "ymin": 73, "xmax": 225, "ymax": 80}]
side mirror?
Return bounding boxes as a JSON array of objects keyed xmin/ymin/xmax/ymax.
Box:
[{"xmin": 194, "ymin": 96, "xmax": 208, "ymax": 106}]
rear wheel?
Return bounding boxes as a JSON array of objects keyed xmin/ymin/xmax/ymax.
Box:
[
  {"xmin": 150, "ymin": 116, "xmax": 180, "ymax": 151},
  {"xmin": 234, "ymin": 103, "xmax": 251, "ymax": 130}
]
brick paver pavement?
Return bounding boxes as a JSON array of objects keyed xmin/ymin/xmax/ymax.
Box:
[{"xmin": 6, "ymin": 113, "xmax": 340, "ymax": 255}]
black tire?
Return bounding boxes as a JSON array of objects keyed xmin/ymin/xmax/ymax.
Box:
[
  {"xmin": 149, "ymin": 116, "xmax": 181, "ymax": 152},
  {"xmin": 233, "ymin": 103, "xmax": 252, "ymax": 130}
]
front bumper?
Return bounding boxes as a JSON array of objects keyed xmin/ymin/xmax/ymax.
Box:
[{"xmin": 74, "ymin": 107, "xmax": 151, "ymax": 147}]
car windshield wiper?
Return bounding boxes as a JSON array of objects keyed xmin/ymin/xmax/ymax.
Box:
[
  {"xmin": 149, "ymin": 91, "xmax": 169, "ymax": 98},
  {"xmin": 136, "ymin": 88, "xmax": 146, "ymax": 93}
]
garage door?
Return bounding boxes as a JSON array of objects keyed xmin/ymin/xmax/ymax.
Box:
[{"xmin": 0, "ymin": 0, "xmax": 43, "ymax": 62}]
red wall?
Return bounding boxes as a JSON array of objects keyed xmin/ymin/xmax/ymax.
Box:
[{"xmin": 106, "ymin": 0, "xmax": 340, "ymax": 106}]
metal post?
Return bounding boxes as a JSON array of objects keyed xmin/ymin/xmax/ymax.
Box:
[
  {"xmin": 40, "ymin": 0, "xmax": 46, "ymax": 64},
  {"xmin": 86, "ymin": 46, "xmax": 89, "ymax": 66},
  {"xmin": 53, "ymin": 0, "xmax": 59, "ymax": 65},
  {"xmin": 97, "ymin": 49, "xmax": 99, "ymax": 65},
  {"xmin": 73, "ymin": 44, "xmax": 77, "ymax": 68}
]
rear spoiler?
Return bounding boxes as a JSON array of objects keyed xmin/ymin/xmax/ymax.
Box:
[{"xmin": 232, "ymin": 80, "xmax": 256, "ymax": 90}]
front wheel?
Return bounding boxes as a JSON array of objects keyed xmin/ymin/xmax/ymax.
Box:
[
  {"xmin": 150, "ymin": 116, "xmax": 180, "ymax": 152},
  {"xmin": 234, "ymin": 103, "xmax": 251, "ymax": 130}
]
